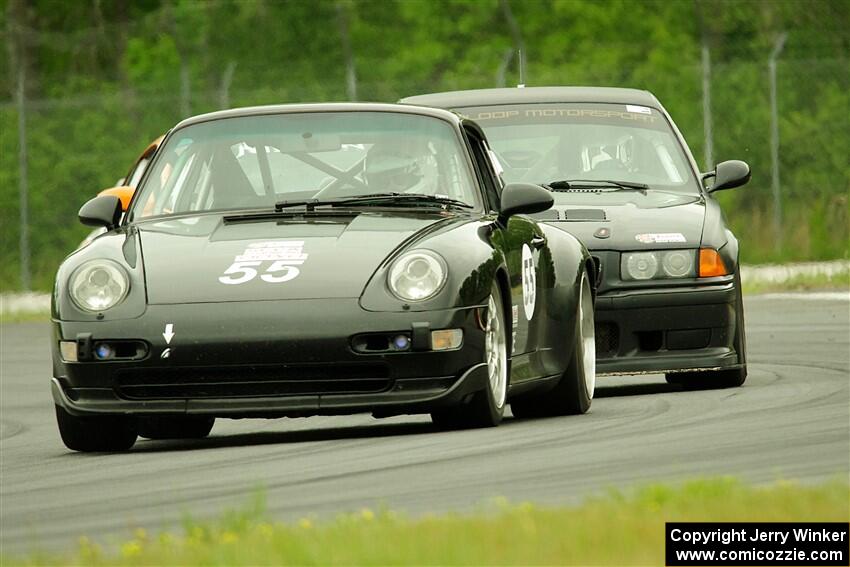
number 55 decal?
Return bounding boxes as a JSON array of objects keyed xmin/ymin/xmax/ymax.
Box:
[
  {"xmin": 521, "ymin": 244, "xmax": 537, "ymax": 320},
  {"xmin": 218, "ymin": 261, "xmax": 300, "ymax": 285}
]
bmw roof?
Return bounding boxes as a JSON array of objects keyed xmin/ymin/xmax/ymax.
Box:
[{"xmin": 401, "ymin": 86, "xmax": 662, "ymax": 110}]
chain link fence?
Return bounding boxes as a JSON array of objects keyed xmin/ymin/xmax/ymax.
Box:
[{"xmin": 1, "ymin": 28, "xmax": 848, "ymax": 291}]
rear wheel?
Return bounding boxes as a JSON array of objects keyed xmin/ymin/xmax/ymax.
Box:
[
  {"xmin": 511, "ymin": 270, "xmax": 595, "ymax": 418},
  {"xmin": 55, "ymin": 405, "xmax": 137, "ymax": 452},
  {"xmin": 665, "ymin": 272, "xmax": 747, "ymax": 390},
  {"xmin": 136, "ymin": 416, "xmax": 215, "ymax": 440},
  {"xmin": 431, "ymin": 283, "xmax": 507, "ymax": 429}
]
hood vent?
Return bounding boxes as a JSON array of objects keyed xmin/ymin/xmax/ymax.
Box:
[
  {"xmin": 563, "ymin": 209, "xmax": 606, "ymax": 221},
  {"xmin": 530, "ymin": 209, "xmax": 559, "ymax": 220}
]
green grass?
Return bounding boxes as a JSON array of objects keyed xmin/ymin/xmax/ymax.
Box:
[
  {"xmin": 7, "ymin": 478, "xmax": 848, "ymax": 566},
  {"xmin": 742, "ymin": 268, "xmax": 850, "ymax": 295}
]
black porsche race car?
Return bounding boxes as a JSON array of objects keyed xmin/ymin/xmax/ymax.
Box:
[
  {"xmin": 402, "ymin": 87, "xmax": 750, "ymax": 389},
  {"xmin": 52, "ymin": 103, "xmax": 596, "ymax": 452}
]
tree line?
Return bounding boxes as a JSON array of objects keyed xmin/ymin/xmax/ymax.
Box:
[{"xmin": 1, "ymin": 0, "xmax": 848, "ymax": 290}]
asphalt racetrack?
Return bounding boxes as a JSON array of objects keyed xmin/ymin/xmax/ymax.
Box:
[{"xmin": 1, "ymin": 293, "xmax": 848, "ymax": 553}]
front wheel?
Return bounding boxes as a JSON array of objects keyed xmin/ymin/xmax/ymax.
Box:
[
  {"xmin": 511, "ymin": 270, "xmax": 595, "ymax": 418},
  {"xmin": 55, "ymin": 406, "xmax": 137, "ymax": 452},
  {"xmin": 432, "ymin": 283, "xmax": 507, "ymax": 429},
  {"xmin": 136, "ymin": 416, "xmax": 215, "ymax": 440}
]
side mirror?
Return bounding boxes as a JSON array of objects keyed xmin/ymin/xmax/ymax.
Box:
[
  {"xmin": 499, "ymin": 183, "xmax": 554, "ymax": 221},
  {"xmin": 705, "ymin": 160, "xmax": 751, "ymax": 193},
  {"xmin": 97, "ymin": 185, "xmax": 135, "ymax": 212},
  {"xmin": 79, "ymin": 195, "xmax": 122, "ymax": 229}
]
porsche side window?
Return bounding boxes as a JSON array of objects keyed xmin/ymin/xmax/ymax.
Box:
[
  {"xmin": 126, "ymin": 157, "xmax": 150, "ymax": 188},
  {"xmin": 486, "ymin": 147, "xmax": 505, "ymax": 188},
  {"xmin": 464, "ymin": 129, "xmax": 500, "ymax": 207},
  {"xmin": 161, "ymin": 153, "xmax": 197, "ymax": 215}
]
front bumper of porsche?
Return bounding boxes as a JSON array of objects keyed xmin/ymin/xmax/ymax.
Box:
[
  {"xmin": 51, "ymin": 299, "xmax": 489, "ymax": 418},
  {"xmin": 593, "ymin": 280, "xmax": 742, "ymax": 375}
]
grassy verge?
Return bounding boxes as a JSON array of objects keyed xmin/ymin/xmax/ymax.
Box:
[
  {"xmin": 742, "ymin": 268, "xmax": 850, "ymax": 294},
  {"xmin": 8, "ymin": 478, "xmax": 848, "ymax": 566}
]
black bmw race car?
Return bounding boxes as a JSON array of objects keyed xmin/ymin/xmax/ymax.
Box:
[
  {"xmin": 52, "ymin": 103, "xmax": 596, "ymax": 452},
  {"xmin": 402, "ymin": 87, "xmax": 750, "ymax": 389}
]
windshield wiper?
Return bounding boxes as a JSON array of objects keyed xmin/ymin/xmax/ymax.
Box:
[
  {"xmin": 274, "ymin": 192, "xmax": 473, "ymax": 212},
  {"xmin": 546, "ymin": 179, "xmax": 649, "ymax": 194}
]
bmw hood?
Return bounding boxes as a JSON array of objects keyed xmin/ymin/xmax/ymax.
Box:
[
  {"xmin": 138, "ymin": 212, "xmax": 449, "ymax": 304},
  {"xmin": 542, "ymin": 190, "xmax": 706, "ymax": 250}
]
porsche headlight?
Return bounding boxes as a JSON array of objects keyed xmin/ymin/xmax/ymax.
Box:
[
  {"xmin": 388, "ymin": 250, "xmax": 447, "ymax": 302},
  {"xmin": 622, "ymin": 250, "xmax": 696, "ymax": 281},
  {"xmin": 70, "ymin": 260, "xmax": 129, "ymax": 312}
]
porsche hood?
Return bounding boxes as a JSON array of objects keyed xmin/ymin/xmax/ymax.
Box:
[{"xmin": 138, "ymin": 212, "xmax": 449, "ymax": 304}]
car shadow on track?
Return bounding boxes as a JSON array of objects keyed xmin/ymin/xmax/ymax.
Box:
[
  {"xmin": 129, "ymin": 419, "xmax": 487, "ymax": 453},
  {"xmin": 595, "ymin": 382, "xmax": 682, "ymax": 398}
]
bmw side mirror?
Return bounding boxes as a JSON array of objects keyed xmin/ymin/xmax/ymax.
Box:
[
  {"xmin": 499, "ymin": 183, "xmax": 554, "ymax": 221},
  {"xmin": 79, "ymin": 195, "xmax": 122, "ymax": 229},
  {"xmin": 705, "ymin": 160, "xmax": 751, "ymax": 193}
]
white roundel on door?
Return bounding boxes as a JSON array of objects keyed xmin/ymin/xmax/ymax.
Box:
[{"xmin": 521, "ymin": 243, "xmax": 536, "ymax": 320}]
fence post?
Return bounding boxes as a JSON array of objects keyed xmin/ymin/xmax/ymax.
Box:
[
  {"xmin": 7, "ymin": 1, "xmax": 31, "ymax": 291},
  {"xmin": 336, "ymin": 1, "xmax": 357, "ymax": 101},
  {"xmin": 701, "ymin": 41, "xmax": 713, "ymax": 171},
  {"xmin": 179, "ymin": 63, "xmax": 191, "ymax": 118},
  {"xmin": 500, "ymin": 0, "xmax": 526, "ymax": 85},
  {"xmin": 219, "ymin": 61, "xmax": 236, "ymax": 109},
  {"xmin": 769, "ymin": 32, "xmax": 787, "ymax": 255},
  {"xmin": 16, "ymin": 59, "xmax": 31, "ymax": 291}
]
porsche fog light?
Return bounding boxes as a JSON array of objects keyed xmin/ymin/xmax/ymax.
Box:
[
  {"xmin": 623, "ymin": 252, "xmax": 659, "ymax": 280},
  {"xmin": 661, "ymin": 250, "xmax": 695, "ymax": 278},
  {"xmin": 392, "ymin": 334, "xmax": 411, "ymax": 351},
  {"xmin": 388, "ymin": 250, "xmax": 447, "ymax": 302},
  {"xmin": 94, "ymin": 342, "xmax": 115, "ymax": 360},
  {"xmin": 431, "ymin": 329, "xmax": 463, "ymax": 351},
  {"xmin": 70, "ymin": 260, "xmax": 129, "ymax": 312}
]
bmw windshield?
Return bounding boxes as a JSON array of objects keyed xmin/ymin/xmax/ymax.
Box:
[
  {"xmin": 457, "ymin": 103, "xmax": 701, "ymax": 196},
  {"xmin": 129, "ymin": 111, "xmax": 480, "ymax": 220}
]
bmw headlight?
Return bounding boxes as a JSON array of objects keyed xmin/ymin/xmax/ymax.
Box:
[
  {"xmin": 622, "ymin": 250, "xmax": 696, "ymax": 281},
  {"xmin": 388, "ymin": 250, "xmax": 447, "ymax": 302},
  {"xmin": 70, "ymin": 260, "xmax": 130, "ymax": 312}
]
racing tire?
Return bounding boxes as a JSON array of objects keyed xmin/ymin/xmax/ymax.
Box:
[
  {"xmin": 665, "ymin": 272, "xmax": 747, "ymax": 390},
  {"xmin": 136, "ymin": 416, "xmax": 215, "ymax": 440},
  {"xmin": 55, "ymin": 405, "xmax": 137, "ymax": 452},
  {"xmin": 511, "ymin": 270, "xmax": 595, "ymax": 418},
  {"xmin": 431, "ymin": 282, "xmax": 508, "ymax": 429}
]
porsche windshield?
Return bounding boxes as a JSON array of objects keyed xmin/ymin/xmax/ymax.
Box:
[
  {"xmin": 131, "ymin": 111, "xmax": 478, "ymax": 219},
  {"xmin": 459, "ymin": 103, "xmax": 700, "ymax": 193}
]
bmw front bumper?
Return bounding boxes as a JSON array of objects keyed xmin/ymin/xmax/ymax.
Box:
[{"xmin": 594, "ymin": 281, "xmax": 742, "ymax": 375}]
